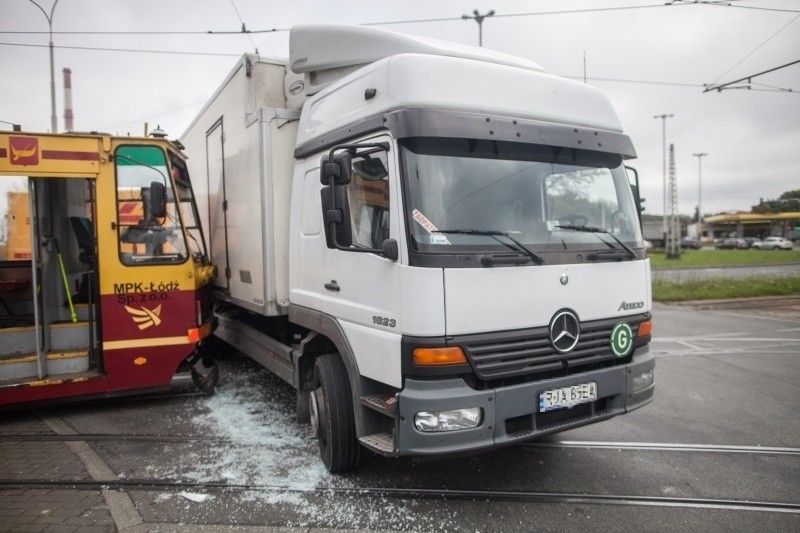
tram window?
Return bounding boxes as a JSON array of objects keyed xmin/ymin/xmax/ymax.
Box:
[
  {"xmin": 0, "ymin": 177, "xmax": 31, "ymax": 262},
  {"xmin": 114, "ymin": 146, "xmax": 187, "ymax": 265}
]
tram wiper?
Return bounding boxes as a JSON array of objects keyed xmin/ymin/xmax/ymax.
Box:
[
  {"xmin": 555, "ymin": 224, "xmax": 637, "ymax": 260},
  {"xmin": 434, "ymin": 229, "xmax": 544, "ymax": 265}
]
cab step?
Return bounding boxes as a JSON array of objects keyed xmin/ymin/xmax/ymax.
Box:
[
  {"xmin": 359, "ymin": 432, "xmax": 395, "ymax": 455},
  {"xmin": 360, "ymin": 394, "xmax": 398, "ymax": 416}
]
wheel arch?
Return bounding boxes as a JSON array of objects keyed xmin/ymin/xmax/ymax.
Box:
[{"xmin": 289, "ymin": 304, "xmax": 367, "ymax": 437}]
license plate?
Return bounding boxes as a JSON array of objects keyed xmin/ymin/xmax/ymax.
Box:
[{"xmin": 538, "ymin": 382, "xmax": 597, "ymax": 412}]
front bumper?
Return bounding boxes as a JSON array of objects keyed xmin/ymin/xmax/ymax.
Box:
[{"xmin": 396, "ymin": 346, "xmax": 654, "ymax": 456}]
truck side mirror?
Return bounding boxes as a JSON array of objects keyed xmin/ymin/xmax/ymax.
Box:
[
  {"xmin": 353, "ymin": 155, "xmax": 388, "ymax": 181},
  {"xmin": 320, "ymin": 152, "xmax": 353, "ymax": 185},
  {"xmin": 381, "ymin": 238, "xmax": 399, "ymax": 261},
  {"xmin": 320, "ymin": 185, "xmax": 353, "ymax": 248},
  {"xmin": 149, "ymin": 181, "xmax": 167, "ymax": 219},
  {"xmin": 625, "ymin": 165, "xmax": 642, "ymax": 227}
]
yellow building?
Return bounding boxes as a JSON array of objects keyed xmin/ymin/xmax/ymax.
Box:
[
  {"xmin": 4, "ymin": 190, "xmax": 31, "ymax": 260},
  {"xmin": 702, "ymin": 211, "xmax": 800, "ymax": 241}
]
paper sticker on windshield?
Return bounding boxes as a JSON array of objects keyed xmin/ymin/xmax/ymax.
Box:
[{"xmin": 412, "ymin": 209, "xmax": 450, "ymax": 245}]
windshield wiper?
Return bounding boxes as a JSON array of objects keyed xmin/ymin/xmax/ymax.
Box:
[
  {"xmin": 434, "ymin": 229, "xmax": 544, "ymax": 265},
  {"xmin": 555, "ymin": 224, "xmax": 637, "ymax": 260}
]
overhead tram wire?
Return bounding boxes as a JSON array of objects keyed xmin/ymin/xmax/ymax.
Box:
[
  {"xmin": 0, "ymin": 41, "xmax": 716, "ymax": 91},
  {"xmin": 667, "ymin": 0, "xmax": 800, "ymax": 14},
  {"xmin": 6, "ymin": 4, "xmax": 675, "ymax": 34},
  {"xmin": 704, "ymin": 59, "xmax": 800, "ymax": 93},
  {"xmin": 226, "ymin": 0, "xmax": 260, "ymax": 53},
  {"xmin": 0, "ymin": 41, "xmax": 242, "ymax": 57},
  {"xmin": 13, "ymin": 0, "xmax": 800, "ymax": 38},
  {"xmin": 709, "ymin": 13, "xmax": 800, "ymax": 85},
  {"xmin": 4, "ymin": 2, "xmax": 794, "ymax": 91}
]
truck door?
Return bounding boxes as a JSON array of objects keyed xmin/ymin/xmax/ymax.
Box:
[
  {"xmin": 321, "ymin": 136, "xmax": 403, "ymax": 389},
  {"xmin": 205, "ymin": 119, "xmax": 229, "ymax": 291}
]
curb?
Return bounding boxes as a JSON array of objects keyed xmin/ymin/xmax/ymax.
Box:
[{"xmin": 660, "ymin": 294, "xmax": 800, "ymax": 309}]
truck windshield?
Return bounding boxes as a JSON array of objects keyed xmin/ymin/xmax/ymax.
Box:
[{"xmin": 400, "ymin": 137, "xmax": 643, "ymax": 258}]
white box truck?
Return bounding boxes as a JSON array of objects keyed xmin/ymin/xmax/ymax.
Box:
[{"xmin": 181, "ymin": 25, "xmax": 654, "ymax": 472}]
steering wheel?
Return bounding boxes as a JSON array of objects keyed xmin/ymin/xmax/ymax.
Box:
[
  {"xmin": 610, "ymin": 210, "xmax": 629, "ymax": 235},
  {"xmin": 558, "ymin": 214, "xmax": 589, "ymax": 227}
]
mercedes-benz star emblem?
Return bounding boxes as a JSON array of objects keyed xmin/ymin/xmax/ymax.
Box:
[{"xmin": 549, "ymin": 310, "xmax": 580, "ymax": 353}]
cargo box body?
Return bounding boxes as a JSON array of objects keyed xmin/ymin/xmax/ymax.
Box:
[{"xmin": 181, "ymin": 56, "xmax": 302, "ymax": 316}]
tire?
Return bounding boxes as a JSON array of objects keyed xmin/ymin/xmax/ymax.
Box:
[{"xmin": 309, "ymin": 354, "xmax": 361, "ymax": 472}]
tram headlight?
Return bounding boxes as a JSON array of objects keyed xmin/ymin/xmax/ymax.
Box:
[{"xmin": 414, "ymin": 407, "xmax": 483, "ymax": 432}]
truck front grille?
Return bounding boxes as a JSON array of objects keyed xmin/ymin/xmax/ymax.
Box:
[{"xmin": 458, "ymin": 315, "xmax": 648, "ymax": 381}]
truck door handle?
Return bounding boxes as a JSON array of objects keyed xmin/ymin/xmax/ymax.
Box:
[{"xmin": 324, "ymin": 280, "xmax": 340, "ymax": 292}]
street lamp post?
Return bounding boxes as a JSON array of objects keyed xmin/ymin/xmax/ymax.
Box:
[
  {"xmin": 653, "ymin": 114, "xmax": 674, "ymax": 245},
  {"xmin": 692, "ymin": 152, "xmax": 708, "ymax": 225},
  {"xmin": 462, "ymin": 9, "xmax": 495, "ymax": 47},
  {"xmin": 29, "ymin": 0, "xmax": 60, "ymax": 133}
]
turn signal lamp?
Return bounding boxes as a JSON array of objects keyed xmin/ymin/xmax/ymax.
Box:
[
  {"xmin": 637, "ymin": 320, "xmax": 652, "ymax": 337},
  {"xmin": 187, "ymin": 323, "xmax": 212, "ymax": 343},
  {"xmin": 412, "ymin": 346, "xmax": 467, "ymax": 366}
]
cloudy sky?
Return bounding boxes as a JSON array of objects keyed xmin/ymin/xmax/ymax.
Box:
[{"xmin": 1, "ymin": 0, "xmax": 798, "ymax": 217}]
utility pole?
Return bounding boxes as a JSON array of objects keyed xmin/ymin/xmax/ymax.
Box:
[
  {"xmin": 653, "ymin": 113, "xmax": 673, "ymax": 247},
  {"xmin": 29, "ymin": 0, "xmax": 60, "ymax": 133},
  {"xmin": 692, "ymin": 152, "xmax": 708, "ymax": 225},
  {"xmin": 462, "ymin": 9, "xmax": 495, "ymax": 47},
  {"xmin": 666, "ymin": 143, "xmax": 681, "ymax": 260}
]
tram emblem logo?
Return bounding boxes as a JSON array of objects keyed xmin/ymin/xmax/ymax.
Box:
[
  {"xmin": 9, "ymin": 136, "xmax": 39, "ymax": 166},
  {"xmin": 125, "ymin": 304, "xmax": 163, "ymax": 330}
]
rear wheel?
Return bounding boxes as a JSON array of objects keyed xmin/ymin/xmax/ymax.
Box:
[{"xmin": 309, "ymin": 354, "xmax": 361, "ymax": 472}]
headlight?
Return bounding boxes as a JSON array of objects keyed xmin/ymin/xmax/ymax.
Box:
[
  {"xmin": 414, "ymin": 408, "xmax": 483, "ymax": 432},
  {"xmin": 632, "ymin": 369, "xmax": 654, "ymax": 392}
]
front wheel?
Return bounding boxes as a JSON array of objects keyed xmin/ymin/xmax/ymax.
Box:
[{"xmin": 309, "ymin": 354, "xmax": 361, "ymax": 472}]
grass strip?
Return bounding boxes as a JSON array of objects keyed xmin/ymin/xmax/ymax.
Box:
[
  {"xmin": 649, "ymin": 249, "xmax": 800, "ymax": 269},
  {"xmin": 653, "ymin": 276, "xmax": 800, "ymax": 302}
]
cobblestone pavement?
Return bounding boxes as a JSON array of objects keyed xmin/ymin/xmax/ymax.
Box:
[
  {"xmin": 0, "ymin": 412, "xmax": 116, "ymax": 532},
  {"xmin": 0, "ymin": 409, "xmax": 387, "ymax": 533}
]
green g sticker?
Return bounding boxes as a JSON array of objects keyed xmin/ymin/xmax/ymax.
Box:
[{"xmin": 610, "ymin": 323, "xmax": 633, "ymax": 357}]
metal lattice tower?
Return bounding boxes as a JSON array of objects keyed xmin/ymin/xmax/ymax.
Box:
[{"xmin": 666, "ymin": 143, "xmax": 681, "ymax": 259}]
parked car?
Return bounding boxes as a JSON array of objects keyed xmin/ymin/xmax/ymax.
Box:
[
  {"xmin": 716, "ymin": 238, "xmax": 748, "ymax": 249},
  {"xmin": 680, "ymin": 237, "xmax": 702, "ymax": 249},
  {"xmin": 743, "ymin": 237, "xmax": 760, "ymax": 248},
  {"xmin": 752, "ymin": 236, "xmax": 794, "ymax": 250}
]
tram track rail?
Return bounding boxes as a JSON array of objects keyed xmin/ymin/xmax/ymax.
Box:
[
  {"xmin": 1, "ymin": 478, "xmax": 798, "ymax": 515},
  {"xmin": 2, "ymin": 433, "xmax": 799, "ymax": 457}
]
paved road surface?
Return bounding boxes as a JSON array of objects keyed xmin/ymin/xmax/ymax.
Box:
[{"xmin": 1, "ymin": 297, "xmax": 799, "ymax": 532}]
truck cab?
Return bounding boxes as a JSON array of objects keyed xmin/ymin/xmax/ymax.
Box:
[{"xmin": 182, "ymin": 25, "xmax": 654, "ymax": 472}]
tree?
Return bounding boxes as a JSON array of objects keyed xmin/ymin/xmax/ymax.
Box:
[
  {"xmin": 752, "ymin": 189, "xmax": 800, "ymax": 213},
  {"xmin": 779, "ymin": 190, "xmax": 800, "ymax": 200}
]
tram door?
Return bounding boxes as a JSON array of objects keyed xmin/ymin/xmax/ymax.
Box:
[{"xmin": 0, "ymin": 176, "xmax": 98, "ymax": 385}]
